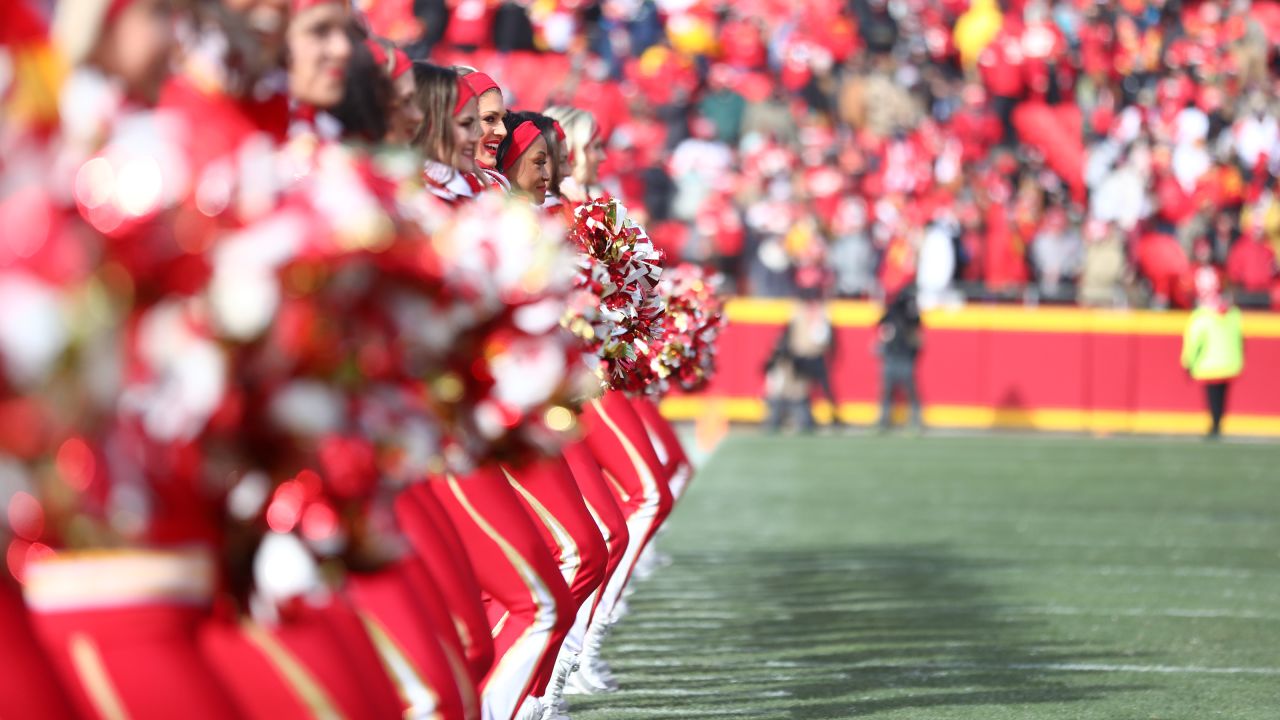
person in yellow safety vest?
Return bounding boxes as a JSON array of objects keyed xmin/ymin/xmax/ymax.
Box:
[{"xmin": 1181, "ymin": 269, "xmax": 1245, "ymax": 438}]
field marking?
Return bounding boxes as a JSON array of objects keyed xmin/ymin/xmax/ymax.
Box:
[
  {"xmin": 585, "ymin": 708, "xmax": 787, "ymax": 718},
  {"xmin": 1025, "ymin": 605, "xmax": 1280, "ymax": 621},
  {"xmin": 931, "ymin": 661, "xmax": 1280, "ymax": 677}
]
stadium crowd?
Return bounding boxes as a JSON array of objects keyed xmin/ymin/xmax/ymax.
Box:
[{"xmin": 387, "ymin": 0, "xmax": 1280, "ymax": 310}]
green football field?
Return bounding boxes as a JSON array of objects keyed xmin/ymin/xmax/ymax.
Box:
[{"xmin": 569, "ymin": 431, "xmax": 1280, "ymax": 719}]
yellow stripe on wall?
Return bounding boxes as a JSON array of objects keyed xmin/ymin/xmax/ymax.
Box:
[
  {"xmin": 659, "ymin": 396, "xmax": 1280, "ymax": 438},
  {"xmin": 724, "ymin": 298, "xmax": 1280, "ymax": 337}
]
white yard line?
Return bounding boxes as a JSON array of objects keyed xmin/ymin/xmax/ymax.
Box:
[{"xmin": 933, "ymin": 661, "xmax": 1280, "ymax": 677}]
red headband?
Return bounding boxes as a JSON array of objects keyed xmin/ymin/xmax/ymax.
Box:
[
  {"xmin": 391, "ymin": 49, "xmax": 411, "ymax": 80},
  {"xmin": 454, "ymin": 77, "xmax": 476, "ymax": 116},
  {"xmin": 366, "ymin": 41, "xmax": 412, "ymax": 80},
  {"xmin": 501, "ymin": 121, "xmax": 542, "ymax": 172},
  {"xmin": 365, "ymin": 39, "xmax": 388, "ymax": 69},
  {"xmin": 466, "ymin": 72, "xmax": 500, "ymax": 98},
  {"xmin": 553, "ymin": 120, "xmax": 570, "ymax": 162}
]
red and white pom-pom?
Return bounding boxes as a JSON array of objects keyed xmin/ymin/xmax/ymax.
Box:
[
  {"xmin": 562, "ymin": 198, "xmax": 666, "ymax": 393},
  {"xmin": 642, "ymin": 263, "xmax": 726, "ymax": 396}
]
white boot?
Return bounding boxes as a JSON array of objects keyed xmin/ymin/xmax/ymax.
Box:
[
  {"xmin": 565, "ymin": 622, "xmax": 618, "ymax": 694},
  {"xmin": 538, "ymin": 651, "xmax": 579, "ymax": 719},
  {"xmin": 515, "ymin": 697, "xmax": 544, "ymax": 720}
]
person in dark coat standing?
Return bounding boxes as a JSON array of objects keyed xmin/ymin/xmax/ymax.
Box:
[{"xmin": 877, "ymin": 287, "xmax": 924, "ymax": 431}]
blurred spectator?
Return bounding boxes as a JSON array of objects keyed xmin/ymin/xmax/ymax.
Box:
[
  {"xmin": 829, "ymin": 197, "xmax": 876, "ymax": 297},
  {"xmin": 1079, "ymin": 221, "xmax": 1129, "ymax": 307},
  {"xmin": 917, "ymin": 214, "xmax": 959, "ymax": 308},
  {"xmin": 1181, "ymin": 270, "xmax": 1244, "ymax": 438},
  {"xmin": 1030, "ymin": 206, "xmax": 1083, "ymax": 300},
  {"xmin": 1227, "ymin": 223, "xmax": 1279, "ymax": 294},
  {"xmin": 876, "ymin": 288, "xmax": 924, "ymax": 432},
  {"xmin": 764, "ymin": 282, "xmax": 839, "ymax": 432}
]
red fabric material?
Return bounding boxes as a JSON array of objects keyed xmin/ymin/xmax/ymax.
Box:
[
  {"xmin": 1012, "ymin": 101, "xmax": 1086, "ymax": 203},
  {"xmin": 1227, "ymin": 238, "xmax": 1278, "ymax": 293},
  {"xmin": 202, "ymin": 598, "xmax": 402, "ymax": 720},
  {"xmin": 581, "ymin": 391, "xmax": 673, "ymax": 555},
  {"xmin": 363, "ymin": 42, "xmax": 410, "ymax": 81},
  {"xmin": 365, "ymin": 40, "xmax": 390, "ymax": 70},
  {"xmin": 979, "ymin": 28, "xmax": 1026, "ymax": 98},
  {"xmin": 505, "ymin": 458, "xmax": 607, "ymax": 619},
  {"xmin": 560, "ymin": 441, "xmax": 629, "ymax": 620},
  {"xmin": 719, "ymin": 18, "xmax": 767, "ymax": 68},
  {"xmin": 391, "ymin": 50, "xmax": 412, "ymax": 80},
  {"xmin": 29, "ymin": 603, "xmax": 242, "ymax": 720},
  {"xmin": 465, "ymin": 72, "xmax": 500, "ymax": 98},
  {"xmin": 443, "ymin": 0, "xmax": 494, "ymax": 48},
  {"xmin": 0, "ymin": 581, "xmax": 77, "ymax": 720},
  {"xmin": 630, "ymin": 396, "xmax": 690, "ymax": 485},
  {"xmin": 394, "ymin": 485, "xmax": 493, "ymax": 684},
  {"xmin": 426, "ymin": 468, "xmax": 573, "ymax": 702},
  {"xmin": 982, "ymin": 205, "xmax": 1028, "ymax": 289},
  {"xmin": 501, "ymin": 121, "xmax": 541, "ymax": 172},
  {"xmin": 346, "ymin": 563, "xmax": 474, "ymax": 720},
  {"xmin": 454, "ymin": 76, "xmax": 476, "ymax": 116},
  {"xmin": 1136, "ymin": 232, "xmax": 1192, "ymax": 305}
]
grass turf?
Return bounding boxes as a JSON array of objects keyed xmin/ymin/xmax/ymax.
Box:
[{"xmin": 568, "ymin": 431, "xmax": 1280, "ymax": 719}]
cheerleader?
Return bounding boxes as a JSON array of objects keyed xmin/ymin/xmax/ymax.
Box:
[
  {"xmin": 542, "ymin": 107, "xmax": 608, "ymax": 203},
  {"xmin": 494, "ymin": 111, "xmax": 553, "ymax": 205},
  {"xmin": 570, "ymin": 393, "xmax": 674, "ymax": 694},
  {"xmin": 413, "ymin": 63, "xmax": 486, "ymax": 203},
  {"xmin": 402, "ymin": 67, "xmax": 578, "ymax": 720},
  {"xmin": 546, "ymin": 107, "xmax": 677, "ymax": 694},
  {"xmin": 194, "ymin": 4, "xmax": 418, "ymax": 717},
  {"xmin": 17, "ymin": 2, "xmax": 249, "ymax": 718},
  {"xmin": 457, "ymin": 69, "xmax": 512, "ymax": 191},
  {"xmin": 328, "ymin": 35, "xmax": 483, "ymax": 720},
  {"xmin": 491, "ymin": 110, "xmax": 633, "ymax": 719},
  {"xmin": 369, "ymin": 40, "xmax": 420, "ymax": 145}
]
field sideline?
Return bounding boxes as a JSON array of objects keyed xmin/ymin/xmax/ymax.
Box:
[{"xmin": 569, "ymin": 432, "xmax": 1280, "ymax": 719}]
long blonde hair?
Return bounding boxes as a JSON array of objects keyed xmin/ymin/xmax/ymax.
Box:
[
  {"xmin": 543, "ymin": 106, "xmax": 599, "ymax": 186},
  {"xmin": 412, "ymin": 62, "xmax": 460, "ymax": 166}
]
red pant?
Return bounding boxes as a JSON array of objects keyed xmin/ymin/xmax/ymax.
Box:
[
  {"xmin": 504, "ymin": 457, "xmax": 608, "ymax": 620},
  {"xmin": 583, "ymin": 391, "xmax": 674, "ymax": 554},
  {"xmin": 347, "ymin": 560, "xmax": 479, "ymax": 719},
  {"xmin": 429, "ymin": 468, "xmax": 574, "ymax": 719},
  {"xmin": 395, "ymin": 485, "xmax": 494, "ymax": 685},
  {"xmin": 0, "ymin": 579, "xmax": 80, "ymax": 720},
  {"xmin": 631, "ymin": 395, "xmax": 694, "ymax": 498},
  {"xmin": 582, "ymin": 392, "xmax": 674, "ymax": 620},
  {"xmin": 561, "ymin": 440, "xmax": 629, "ymax": 618},
  {"xmin": 24, "ymin": 550, "xmax": 243, "ymax": 720},
  {"xmin": 203, "ymin": 596, "xmax": 403, "ymax": 720}
]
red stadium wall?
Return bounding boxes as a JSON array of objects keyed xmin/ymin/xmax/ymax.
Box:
[{"xmin": 659, "ymin": 300, "xmax": 1280, "ymax": 437}]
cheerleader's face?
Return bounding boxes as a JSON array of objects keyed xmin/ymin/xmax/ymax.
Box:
[
  {"xmin": 286, "ymin": 3, "xmax": 351, "ymax": 109},
  {"xmin": 583, "ymin": 134, "xmax": 606, "ymax": 185},
  {"xmin": 387, "ymin": 71, "xmax": 422, "ymax": 145},
  {"xmin": 476, "ymin": 89, "xmax": 507, "ymax": 169},
  {"xmin": 93, "ymin": 0, "xmax": 175, "ymax": 105},
  {"xmin": 450, "ymin": 96, "xmax": 481, "ymax": 173},
  {"xmin": 509, "ymin": 135, "xmax": 551, "ymax": 204}
]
